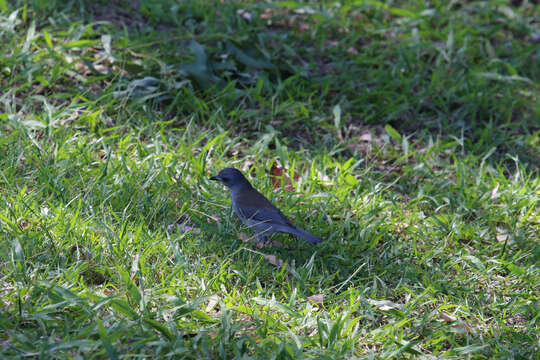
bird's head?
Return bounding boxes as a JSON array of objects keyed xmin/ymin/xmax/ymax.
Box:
[{"xmin": 210, "ymin": 168, "xmax": 251, "ymax": 189}]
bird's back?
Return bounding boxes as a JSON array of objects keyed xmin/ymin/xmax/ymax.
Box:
[{"xmin": 232, "ymin": 187, "xmax": 293, "ymax": 226}]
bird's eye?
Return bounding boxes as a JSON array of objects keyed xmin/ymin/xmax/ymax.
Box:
[{"xmin": 222, "ymin": 177, "xmax": 229, "ymax": 182}]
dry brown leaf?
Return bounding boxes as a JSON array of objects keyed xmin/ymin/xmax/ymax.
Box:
[
  {"xmin": 260, "ymin": 8, "xmax": 273, "ymax": 19},
  {"xmin": 263, "ymin": 254, "xmax": 291, "ymax": 272},
  {"xmin": 326, "ymin": 40, "xmax": 339, "ymax": 48},
  {"xmin": 441, "ymin": 312, "xmax": 457, "ymax": 322},
  {"xmin": 317, "ymin": 171, "xmax": 333, "ymax": 186},
  {"xmin": 505, "ymin": 314, "xmax": 528, "ymax": 326},
  {"xmin": 174, "ymin": 224, "xmax": 201, "ymax": 235},
  {"xmin": 18, "ymin": 220, "xmax": 30, "ymax": 230},
  {"xmin": 264, "ymin": 254, "xmax": 284, "ymax": 267},
  {"xmin": 268, "ymin": 239, "xmax": 286, "ymax": 248},
  {"xmin": 346, "ymin": 128, "xmax": 389, "ymax": 155},
  {"xmin": 358, "ymin": 132, "xmax": 372, "ymax": 142},
  {"xmin": 238, "ymin": 232, "xmax": 252, "ymax": 242},
  {"xmin": 269, "ymin": 162, "xmax": 298, "ymax": 191},
  {"xmin": 236, "ymin": 9, "xmax": 252, "ymax": 21},
  {"xmin": 491, "ymin": 183, "xmax": 500, "ymax": 201},
  {"xmin": 103, "ymin": 287, "xmax": 115, "ymax": 296},
  {"xmin": 307, "ymin": 294, "xmax": 325, "ymax": 304},
  {"xmin": 249, "ymin": 237, "xmax": 289, "ymax": 249},
  {"xmin": 225, "ymin": 149, "xmax": 243, "ymax": 158},
  {"xmin": 496, "ymin": 227, "xmax": 509, "ymax": 242},
  {"xmin": 283, "ymin": 17, "xmax": 296, "ymax": 28},
  {"xmin": 296, "ymin": 21, "xmax": 309, "ymax": 32},
  {"xmin": 206, "ymin": 295, "xmax": 220, "ymax": 313},
  {"xmin": 294, "ymin": 8, "xmax": 315, "ymax": 15},
  {"xmin": 440, "ymin": 312, "xmax": 475, "ymax": 335}
]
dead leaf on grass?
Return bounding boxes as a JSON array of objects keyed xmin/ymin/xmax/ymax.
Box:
[
  {"xmin": 236, "ymin": 9, "xmax": 252, "ymax": 22},
  {"xmin": 317, "ymin": 171, "xmax": 332, "ymax": 184},
  {"xmin": 269, "ymin": 162, "xmax": 298, "ymax": 192},
  {"xmin": 440, "ymin": 312, "xmax": 475, "ymax": 335},
  {"xmin": 260, "ymin": 8, "xmax": 273, "ymax": 20},
  {"xmin": 496, "ymin": 227, "xmax": 509, "ymax": 242},
  {"xmin": 103, "ymin": 287, "xmax": 115, "ymax": 296},
  {"xmin": 358, "ymin": 132, "xmax": 372, "ymax": 142},
  {"xmin": 346, "ymin": 128, "xmax": 386, "ymax": 155},
  {"xmin": 206, "ymin": 295, "xmax": 220, "ymax": 313},
  {"xmin": 491, "ymin": 183, "xmax": 500, "ymax": 201},
  {"xmin": 307, "ymin": 294, "xmax": 325, "ymax": 304},
  {"xmin": 248, "ymin": 236, "xmax": 289, "ymax": 249},
  {"xmin": 326, "ymin": 40, "xmax": 339, "ymax": 48},
  {"xmin": 238, "ymin": 232, "xmax": 252, "ymax": 243},
  {"xmin": 368, "ymin": 299, "xmax": 402, "ymax": 311},
  {"xmin": 440, "ymin": 312, "xmax": 457, "ymax": 322},
  {"xmin": 263, "ymin": 254, "xmax": 291, "ymax": 271}
]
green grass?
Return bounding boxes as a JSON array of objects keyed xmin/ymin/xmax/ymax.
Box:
[{"xmin": 1, "ymin": 0, "xmax": 539, "ymax": 358}]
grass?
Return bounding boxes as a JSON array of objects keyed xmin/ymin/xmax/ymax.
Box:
[{"xmin": 0, "ymin": 0, "xmax": 539, "ymax": 358}]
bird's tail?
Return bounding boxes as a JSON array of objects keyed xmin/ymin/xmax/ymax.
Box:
[{"xmin": 273, "ymin": 224, "xmax": 324, "ymax": 244}]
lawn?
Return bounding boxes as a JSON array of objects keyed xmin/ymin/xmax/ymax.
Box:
[{"xmin": 0, "ymin": 0, "xmax": 538, "ymax": 358}]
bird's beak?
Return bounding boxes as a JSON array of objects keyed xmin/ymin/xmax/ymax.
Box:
[{"xmin": 210, "ymin": 175, "xmax": 220, "ymax": 181}]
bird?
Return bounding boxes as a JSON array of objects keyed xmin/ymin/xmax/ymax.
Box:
[{"xmin": 210, "ymin": 168, "xmax": 324, "ymax": 245}]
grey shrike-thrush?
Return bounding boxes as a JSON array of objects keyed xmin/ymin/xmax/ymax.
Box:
[{"xmin": 210, "ymin": 168, "xmax": 324, "ymax": 245}]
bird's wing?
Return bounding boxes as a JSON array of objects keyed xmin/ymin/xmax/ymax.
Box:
[{"xmin": 234, "ymin": 190, "xmax": 293, "ymax": 226}]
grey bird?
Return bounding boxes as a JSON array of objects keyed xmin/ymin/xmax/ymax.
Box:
[{"xmin": 210, "ymin": 168, "xmax": 324, "ymax": 245}]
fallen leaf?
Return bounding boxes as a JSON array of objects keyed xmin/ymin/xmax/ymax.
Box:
[
  {"xmin": 225, "ymin": 149, "xmax": 243, "ymax": 158},
  {"xmin": 368, "ymin": 299, "xmax": 402, "ymax": 311},
  {"xmin": 264, "ymin": 254, "xmax": 283, "ymax": 266},
  {"xmin": 206, "ymin": 295, "xmax": 220, "ymax": 313},
  {"xmin": 103, "ymin": 287, "xmax": 115, "ymax": 296},
  {"xmin": 316, "ymin": 171, "xmax": 333, "ymax": 186},
  {"xmin": 440, "ymin": 312, "xmax": 475, "ymax": 335},
  {"xmin": 505, "ymin": 314, "xmax": 528, "ymax": 326},
  {"xmin": 326, "ymin": 40, "xmax": 339, "ymax": 48},
  {"xmin": 491, "ymin": 183, "xmax": 500, "ymax": 201},
  {"xmin": 263, "ymin": 254, "xmax": 291, "ymax": 272},
  {"xmin": 238, "ymin": 232, "xmax": 252, "ymax": 242},
  {"xmin": 358, "ymin": 132, "xmax": 372, "ymax": 142},
  {"xmin": 296, "ymin": 21, "xmax": 309, "ymax": 32},
  {"xmin": 496, "ymin": 227, "xmax": 509, "ymax": 242},
  {"xmin": 270, "ymin": 239, "xmax": 289, "ymax": 248},
  {"xmin": 269, "ymin": 162, "xmax": 298, "ymax": 191},
  {"xmin": 236, "ymin": 9, "xmax": 252, "ymax": 21},
  {"xmin": 307, "ymin": 294, "xmax": 325, "ymax": 303},
  {"xmin": 294, "ymin": 7, "xmax": 315, "ymax": 15},
  {"xmin": 260, "ymin": 8, "xmax": 273, "ymax": 20},
  {"xmin": 178, "ymin": 224, "xmax": 201, "ymax": 235},
  {"xmin": 18, "ymin": 220, "xmax": 30, "ymax": 230},
  {"xmin": 441, "ymin": 312, "xmax": 457, "ymax": 322}
]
